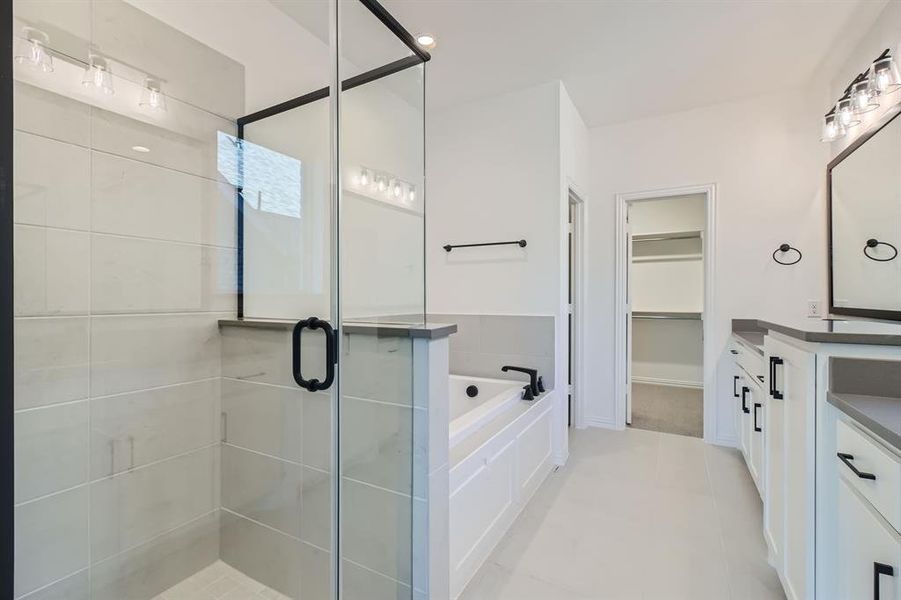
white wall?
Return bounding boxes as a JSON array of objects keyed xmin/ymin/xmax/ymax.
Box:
[{"xmin": 586, "ymin": 90, "xmax": 828, "ymax": 442}]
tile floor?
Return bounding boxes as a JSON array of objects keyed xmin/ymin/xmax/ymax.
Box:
[
  {"xmin": 630, "ymin": 383, "xmax": 703, "ymax": 438},
  {"xmin": 459, "ymin": 428, "xmax": 786, "ymax": 600},
  {"xmin": 153, "ymin": 560, "xmax": 290, "ymax": 600}
]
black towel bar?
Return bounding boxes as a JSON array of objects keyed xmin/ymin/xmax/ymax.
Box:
[{"xmin": 443, "ymin": 239, "xmax": 527, "ymax": 252}]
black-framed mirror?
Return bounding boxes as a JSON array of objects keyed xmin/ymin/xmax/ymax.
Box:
[{"xmin": 828, "ymin": 105, "xmax": 901, "ymax": 320}]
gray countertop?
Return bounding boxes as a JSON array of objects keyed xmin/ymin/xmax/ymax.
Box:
[
  {"xmin": 827, "ymin": 391, "xmax": 901, "ymax": 451},
  {"xmin": 732, "ymin": 318, "xmax": 901, "ymax": 346},
  {"xmin": 219, "ymin": 318, "xmax": 458, "ymax": 339}
]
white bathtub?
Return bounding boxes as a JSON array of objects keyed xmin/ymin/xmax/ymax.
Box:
[{"xmin": 448, "ymin": 375, "xmax": 523, "ymax": 447}]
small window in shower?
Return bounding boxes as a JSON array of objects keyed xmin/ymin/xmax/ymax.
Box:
[{"xmin": 217, "ymin": 131, "xmax": 302, "ymax": 219}]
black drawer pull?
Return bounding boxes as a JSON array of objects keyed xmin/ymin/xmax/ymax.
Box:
[
  {"xmin": 733, "ymin": 375, "xmax": 739, "ymax": 398},
  {"xmin": 753, "ymin": 402, "xmax": 762, "ymax": 432},
  {"xmin": 769, "ymin": 356, "xmax": 784, "ymax": 399},
  {"xmin": 837, "ymin": 452, "xmax": 876, "ymax": 480},
  {"xmin": 292, "ymin": 317, "xmax": 337, "ymax": 392},
  {"xmin": 741, "ymin": 386, "xmax": 750, "ymax": 414},
  {"xmin": 875, "ymin": 562, "xmax": 894, "ymax": 599}
]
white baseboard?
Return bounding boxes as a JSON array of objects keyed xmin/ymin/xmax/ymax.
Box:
[
  {"xmin": 631, "ymin": 376, "xmax": 703, "ymax": 389},
  {"xmin": 583, "ymin": 416, "xmax": 620, "ymax": 430}
]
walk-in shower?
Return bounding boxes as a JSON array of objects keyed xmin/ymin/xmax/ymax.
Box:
[{"xmin": 1, "ymin": 0, "xmax": 428, "ymax": 598}]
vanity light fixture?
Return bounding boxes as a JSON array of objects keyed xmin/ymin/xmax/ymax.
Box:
[
  {"xmin": 131, "ymin": 145, "xmax": 150, "ymax": 153},
  {"xmin": 14, "ymin": 27, "xmax": 53, "ymax": 73},
  {"xmin": 870, "ymin": 50, "xmax": 901, "ymax": 96},
  {"xmin": 836, "ymin": 95, "xmax": 861, "ymax": 128},
  {"xmin": 82, "ymin": 54, "xmax": 115, "ymax": 95},
  {"xmin": 820, "ymin": 109, "xmax": 846, "ymax": 143},
  {"xmin": 850, "ymin": 74, "xmax": 879, "ymax": 115},
  {"xmin": 416, "ymin": 34, "xmax": 436, "ymax": 50},
  {"xmin": 139, "ymin": 77, "xmax": 167, "ymax": 112}
]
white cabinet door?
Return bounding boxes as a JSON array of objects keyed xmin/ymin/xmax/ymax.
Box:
[
  {"xmin": 765, "ymin": 350, "xmax": 785, "ymax": 568},
  {"xmin": 749, "ymin": 381, "xmax": 765, "ymax": 498},
  {"xmin": 766, "ymin": 335, "xmax": 816, "ymax": 600},
  {"xmin": 837, "ymin": 478, "xmax": 901, "ymax": 600},
  {"xmin": 739, "ymin": 376, "xmax": 751, "ymax": 461}
]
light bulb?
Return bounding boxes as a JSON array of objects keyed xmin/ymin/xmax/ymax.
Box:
[
  {"xmin": 139, "ymin": 78, "xmax": 167, "ymax": 112},
  {"xmin": 392, "ymin": 179, "xmax": 403, "ymax": 199},
  {"xmin": 14, "ymin": 28, "xmax": 53, "ymax": 73},
  {"xmin": 836, "ymin": 97, "xmax": 860, "ymax": 128},
  {"xmin": 359, "ymin": 169, "xmax": 370, "ymax": 187},
  {"xmin": 377, "ymin": 176, "xmax": 387, "ymax": 192},
  {"xmin": 820, "ymin": 113, "xmax": 846, "ymax": 142},
  {"xmin": 872, "ymin": 55, "xmax": 901, "ymax": 95},
  {"xmin": 408, "ymin": 187, "xmax": 416, "ymax": 203},
  {"xmin": 416, "ymin": 34, "xmax": 436, "ymax": 49},
  {"xmin": 851, "ymin": 78, "xmax": 878, "ymax": 114},
  {"xmin": 82, "ymin": 55, "xmax": 115, "ymax": 95}
]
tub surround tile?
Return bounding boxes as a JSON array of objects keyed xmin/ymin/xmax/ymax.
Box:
[
  {"xmin": 18, "ymin": 568, "xmax": 90, "ymax": 600},
  {"xmin": 221, "ymin": 326, "xmax": 323, "ymax": 388},
  {"xmin": 14, "ymin": 486, "xmax": 90, "ymax": 598},
  {"xmin": 15, "ymin": 401, "xmax": 90, "ymax": 503},
  {"xmin": 220, "ymin": 378, "xmax": 303, "ymax": 463},
  {"xmin": 14, "ymin": 316, "xmax": 90, "ymax": 410},
  {"xmin": 342, "ymin": 333, "xmax": 413, "ymax": 406},
  {"xmin": 299, "ymin": 467, "xmax": 332, "ymax": 551},
  {"xmin": 342, "ymin": 559, "xmax": 411, "ymax": 600},
  {"xmin": 219, "ymin": 510, "xmax": 303, "ymax": 599},
  {"xmin": 341, "ymin": 395, "xmax": 413, "ymax": 495},
  {"xmin": 14, "ymin": 131, "xmax": 91, "ymax": 230},
  {"xmin": 90, "ymin": 379, "xmax": 220, "ymax": 478}
]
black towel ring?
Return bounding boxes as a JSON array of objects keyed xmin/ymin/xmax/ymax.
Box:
[
  {"xmin": 864, "ymin": 238, "xmax": 899, "ymax": 262},
  {"xmin": 773, "ymin": 243, "xmax": 802, "ymax": 266}
]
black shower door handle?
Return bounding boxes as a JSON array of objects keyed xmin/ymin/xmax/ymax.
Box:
[
  {"xmin": 770, "ymin": 356, "xmax": 784, "ymax": 399},
  {"xmin": 742, "ymin": 386, "xmax": 750, "ymax": 414},
  {"xmin": 875, "ymin": 562, "xmax": 894, "ymax": 599},
  {"xmin": 292, "ymin": 317, "xmax": 337, "ymax": 392}
]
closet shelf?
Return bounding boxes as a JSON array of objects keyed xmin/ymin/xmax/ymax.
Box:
[
  {"xmin": 632, "ymin": 229, "xmax": 702, "ymax": 243},
  {"xmin": 632, "ymin": 253, "xmax": 702, "ymax": 263},
  {"xmin": 632, "ymin": 311, "xmax": 702, "ymax": 321}
]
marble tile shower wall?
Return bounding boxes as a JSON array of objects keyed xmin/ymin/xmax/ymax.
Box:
[
  {"xmin": 431, "ymin": 315, "xmax": 556, "ymax": 390},
  {"xmin": 12, "ymin": 1, "xmax": 243, "ymax": 598}
]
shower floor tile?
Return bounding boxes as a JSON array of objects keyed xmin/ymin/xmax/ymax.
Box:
[{"xmin": 153, "ymin": 560, "xmax": 292, "ymax": 600}]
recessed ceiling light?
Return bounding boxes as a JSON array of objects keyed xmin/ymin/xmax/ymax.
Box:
[
  {"xmin": 416, "ymin": 34, "xmax": 436, "ymax": 50},
  {"xmin": 131, "ymin": 145, "xmax": 150, "ymax": 153}
]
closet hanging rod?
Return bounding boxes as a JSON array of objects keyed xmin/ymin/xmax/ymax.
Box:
[
  {"xmin": 632, "ymin": 230, "xmax": 702, "ymax": 243},
  {"xmin": 632, "ymin": 311, "xmax": 702, "ymax": 321},
  {"xmin": 443, "ymin": 239, "xmax": 527, "ymax": 252}
]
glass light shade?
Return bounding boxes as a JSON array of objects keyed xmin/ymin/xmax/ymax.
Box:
[
  {"xmin": 870, "ymin": 56, "xmax": 901, "ymax": 95},
  {"xmin": 139, "ymin": 78, "xmax": 167, "ymax": 112},
  {"xmin": 359, "ymin": 168, "xmax": 370, "ymax": 187},
  {"xmin": 820, "ymin": 113, "xmax": 846, "ymax": 142},
  {"xmin": 391, "ymin": 179, "xmax": 403, "ymax": 199},
  {"xmin": 851, "ymin": 79, "xmax": 878, "ymax": 114},
  {"xmin": 14, "ymin": 28, "xmax": 53, "ymax": 73},
  {"xmin": 377, "ymin": 175, "xmax": 387, "ymax": 192},
  {"xmin": 836, "ymin": 97, "xmax": 861, "ymax": 128},
  {"xmin": 82, "ymin": 55, "xmax": 114, "ymax": 95}
]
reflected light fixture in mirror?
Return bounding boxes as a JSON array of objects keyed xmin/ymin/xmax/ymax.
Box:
[
  {"xmin": 851, "ymin": 76, "xmax": 879, "ymax": 115},
  {"xmin": 139, "ymin": 77, "xmax": 167, "ymax": 112},
  {"xmin": 14, "ymin": 27, "xmax": 53, "ymax": 73},
  {"xmin": 836, "ymin": 96, "xmax": 861, "ymax": 128},
  {"xmin": 416, "ymin": 34, "xmax": 436, "ymax": 50},
  {"xmin": 82, "ymin": 54, "xmax": 115, "ymax": 95},
  {"xmin": 870, "ymin": 54, "xmax": 901, "ymax": 96},
  {"xmin": 821, "ymin": 110, "xmax": 846, "ymax": 142}
]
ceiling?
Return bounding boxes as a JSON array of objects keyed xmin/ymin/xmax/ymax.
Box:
[{"xmin": 384, "ymin": 0, "xmax": 886, "ymax": 127}]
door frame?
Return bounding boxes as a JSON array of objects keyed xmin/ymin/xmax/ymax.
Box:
[
  {"xmin": 568, "ymin": 188, "xmax": 586, "ymax": 429},
  {"xmin": 614, "ymin": 183, "xmax": 717, "ymax": 442}
]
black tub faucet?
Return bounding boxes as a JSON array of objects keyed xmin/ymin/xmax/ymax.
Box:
[{"xmin": 501, "ymin": 366, "xmax": 539, "ymax": 397}]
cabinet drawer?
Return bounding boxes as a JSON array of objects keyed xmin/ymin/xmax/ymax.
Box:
[
  {"xmin": 837, "ymin": 419, "xmax": 901, "ymax": 532},
  {"xmin": 732, "ymin": 337, "xmax": 765, "ymax": 382}
]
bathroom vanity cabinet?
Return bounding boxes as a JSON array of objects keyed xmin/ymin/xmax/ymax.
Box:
[{"xmin": 731, "ymin": 318, "xmax": 901, "ymax": 600}]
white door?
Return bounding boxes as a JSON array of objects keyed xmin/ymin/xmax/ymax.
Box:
[{"xmin": 837, "ymin": 478, "xmax": 901, "ymax": 600}]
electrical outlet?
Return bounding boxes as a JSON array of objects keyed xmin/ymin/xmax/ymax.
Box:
[{"xmin": 807, "ymin": 300, "xmax": 821, "ymax": 318}]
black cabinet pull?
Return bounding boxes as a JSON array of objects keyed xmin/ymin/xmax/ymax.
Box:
[
  {"xmin": 769, "ymin": 356, "xmax": 784, "ymax": 399},
  {"xmin": 733, "ymin": 375, "xmax": 739, "ymax": 398},
  {"xmin": 292, "ymin": 317, "xmax": 337, "ymax": 392},
  {"xmin": 875, "ymin": 561, "xmax": 894, "ymax": 598},
  {"xmin": 837, "ymin": 452, "xmax": 876, "ymax": 481},
  {"xmin": 742, "ymin": 386, "xmax": 750, "ymax": 414},
  {"xmin": 730, "ymin": 349, "xmax": 738, "ymax": 355},
  {"xmin": 753, "ymin": 403, "xmax": 762, "ymax": 432}
]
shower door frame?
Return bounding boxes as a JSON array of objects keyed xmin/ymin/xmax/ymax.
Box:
[{"xmin": 0, "ymin": 0, "xmax": 14, "ymax": 596}]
